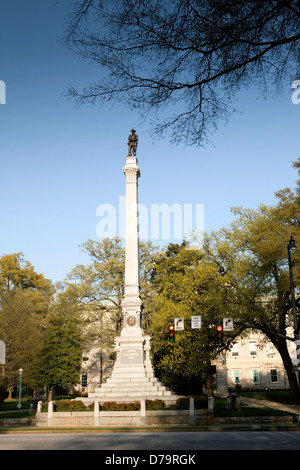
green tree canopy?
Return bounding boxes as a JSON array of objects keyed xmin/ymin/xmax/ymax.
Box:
[
  {"xmin": 0, "ymin": 253, "xmax": 54, "ymax": 402},
  {"xmin": 64, "ymin": 237, "xmax": 161, "ymax": 364},
  {"xmin": 197, "ymin": 163, "xmax": 300, "ymax": 395},
  {"xmin": 37, "ymin": 291, "xmax": 83, "ymax": 399},
  {"xmin": 149, "ymin": 242, "xmax": 241, "ymax": 394},
  {"xmin": 149, "ymin": 161, "xmax": 300, "ymax": 395}
]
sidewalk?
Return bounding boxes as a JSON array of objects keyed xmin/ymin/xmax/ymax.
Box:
[{"xmin": 239, "ymin": 396, "xmax": 300, "ymax": 415}]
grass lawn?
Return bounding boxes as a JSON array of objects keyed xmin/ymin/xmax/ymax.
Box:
[
  {"xmin": 0, "ymin": 398, "xmax": 32, "ymax": 419},
  {"xmin": 0, "ymin": 398, "xmax": 30, "ymax": 411}
]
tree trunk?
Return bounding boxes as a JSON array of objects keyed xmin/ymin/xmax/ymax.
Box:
[
  {"xmin": 48, "ymin": 386, "xmax": 53, "ymax": 402},
  {"xmin": 206, "ymin": 364, "xmax": 215, "ymax": 397}
]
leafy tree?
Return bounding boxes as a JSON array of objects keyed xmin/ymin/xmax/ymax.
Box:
[
  {"xmin": 0, "ymin": 253, "xmax": 54, "ymax": 403},
  {"xmin": 38, "ymin": 292, "xmax": 83, "ymax": 400},
  {"xmin": 148, "ymin": 161, "xmax": 300, "ymax": 396},
  {"xmin": 64, "ymin": 237, "xmax": 161, "ymax": 367},
  {"xmin": 65, "ymin": 0, "xmax": 300, "ymax": 145},
  {"xmin": 66, "ymin": 238, "xmax": 125, "ymax": 342},
  {"xmin": 200, "ymin": 162, "xmax": 300, "ymax": 396},
  {"xmin": 149, "ymin": 242, "xmax": 241, "ymax": 395}
]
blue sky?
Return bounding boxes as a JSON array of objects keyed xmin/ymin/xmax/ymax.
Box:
[{"xmin": 0, "ymin": 1, "xmax": 299, "ymax": 284}]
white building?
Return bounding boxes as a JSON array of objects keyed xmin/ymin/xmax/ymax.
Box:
[{"xmin": 213, "ymin": 328, "xmax": 298, "ymax": 395}]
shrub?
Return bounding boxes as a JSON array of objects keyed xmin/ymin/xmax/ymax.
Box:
[
  {"xmin": 192, "ymin": 395, "xmax": 208, "ymax": 409},
  {"xmin": 167, "ymin": 397, "xmax": 189, "ymax": 410},
  {"xmin": 101, "ymin": 401, "xmax": 140, "ymax": 411},
  {"xmin": 54, "ymin": 400, "xmax": 86, "ymax": 412},
  {"xmin": 165, "ymin": 396, "xmax": 208, "ymax": 410},
  {"xmin": 146, "ymin": 399, "xmax": 165, "ymax": 410}
]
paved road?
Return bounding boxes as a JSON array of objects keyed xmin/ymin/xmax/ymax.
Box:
[{"xmin": 1, "ymin": 431, "xmax": 300, "ymax": 450}]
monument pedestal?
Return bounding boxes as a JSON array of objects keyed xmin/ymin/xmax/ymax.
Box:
[{"xmin": 89, "ymin": 334, "xmax": 180, "ymax": 403}]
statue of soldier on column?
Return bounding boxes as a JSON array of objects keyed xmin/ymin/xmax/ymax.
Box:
[{"xmin": 128, "ymin": 128, "xmax": 138, "ymax": 156}]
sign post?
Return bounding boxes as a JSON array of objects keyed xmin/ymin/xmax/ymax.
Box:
[
  {"xmin": 0, "ymin": 341, "xmax": 5, "ymax": 365},
  {"xmin": 0, "ymin": 341, "xmax": 5, "ymax": 404}
]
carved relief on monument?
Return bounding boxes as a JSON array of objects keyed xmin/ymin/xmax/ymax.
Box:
[{"xmin": 126, "ymin": 315, "xmax": 137, "ymax": 327}]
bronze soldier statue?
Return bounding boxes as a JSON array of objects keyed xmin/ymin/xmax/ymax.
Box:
[{"xmin": 128, "ymin": 128, "xmax": 138, "ymax": 156}]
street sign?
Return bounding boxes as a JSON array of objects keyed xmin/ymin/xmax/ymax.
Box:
[
  {"xmin": 174, "ymin": 318, "xmax": 184, "ymax": 331},
  {"xmin": 223, "ymin": 318, "xmax": 234, "ymax": 331},
  {"xmin": 191, "ymin": 316, "xmax": 201, "ymax": 329},
  {"xmin": 0, "ymin": 340, "xmax": 6, "ymax": 365}
]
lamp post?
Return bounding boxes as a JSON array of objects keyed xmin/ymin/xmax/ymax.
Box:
[
  {"xmin": 287, "ymin": 236, "xmax": 298, "ymax": 339},
  {"xmin": 17, "ymin": 368, "xmax": 23, "ymax": 409}
]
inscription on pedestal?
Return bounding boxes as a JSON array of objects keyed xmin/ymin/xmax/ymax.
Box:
[{"xmin": 120, "ymin": 348, "xmax": 142, "ymax": 365}]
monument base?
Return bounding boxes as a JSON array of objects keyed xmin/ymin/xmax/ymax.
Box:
[{"xmin": 88, "ymin": 334, "xmax": 182, "ymax": 404}]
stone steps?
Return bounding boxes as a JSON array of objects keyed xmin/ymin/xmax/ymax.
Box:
[
  {"xmin": 109, "ymin": 371, "xmax": 154, "ymax": 379},
  {"xmin": 106, "ymin": 377, "xmax": 159, "ymax": 384},
  {"xmin": 83, "ymin": 393, "xmax": 183, "ymax": 405},
  {"xmin": 103, "ymin": 379, "xmax": 166, "ymax": 387},
  {"xmin": 89, "ymin": 362, "xmax": 180, "ymax": 401},
  {"xmin": 88, "ymin": 390, "xmax": 173, "ymax": 398},
  {"xmin": 87, "ymin": 334, "xmax": 182, "ymax": 403},
  {"xmin": 95, "ymin": 386, "xmax": 169, "ymax": 394}
]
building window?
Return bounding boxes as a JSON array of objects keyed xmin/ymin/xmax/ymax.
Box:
[
  {"xmin": 231, "ymin": 343, "xmax": 239, "ymax": 357},
  {"xmin": 251, "ymin": 369, "xmax": 259, "ymax": 384},
  {"xmin": 270, "ymin": 369, "xmax": 278, "ymax": 383},
  {"xmin": 233, "ymin": 370, "xmax": 241, "ymax": 384},
  {"xmin": 249, "ymin": 341, "xmax": 257, "ymax": 356},
  {"xmin": 81, "ymin": 374, "xmax": 88, "ymax": 388}
]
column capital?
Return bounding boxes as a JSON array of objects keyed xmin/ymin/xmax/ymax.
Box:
[{"xmin": 123, "ymin": 156, "xmax": 141, "ymax": 179}]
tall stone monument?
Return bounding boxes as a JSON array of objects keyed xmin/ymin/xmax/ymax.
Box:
[{"xmin": 89, "ymin": 130, "xmax": 180, "ymax": 403}]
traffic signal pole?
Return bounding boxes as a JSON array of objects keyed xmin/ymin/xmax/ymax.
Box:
[{"xmin": 171, "ymin": 318, "xmax": 296, "ymax": 343}]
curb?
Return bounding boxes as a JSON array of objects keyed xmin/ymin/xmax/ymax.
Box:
[{"xmin": 1, "ymin": 423, "xmax": 300, "ymax": 433}]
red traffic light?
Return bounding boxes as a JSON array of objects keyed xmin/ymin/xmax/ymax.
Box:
[
  {"xmin": 216, "ymin": 324, "xmax": 223, "ymax": 345},
  {"xmin": 168, "ymin": 324, "xmax": 175, "ymax": 342}
]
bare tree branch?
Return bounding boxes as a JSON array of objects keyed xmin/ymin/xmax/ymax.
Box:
[{"xmin": 65, "ymin": 0, "xmax": 300, "ymax": 145}]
